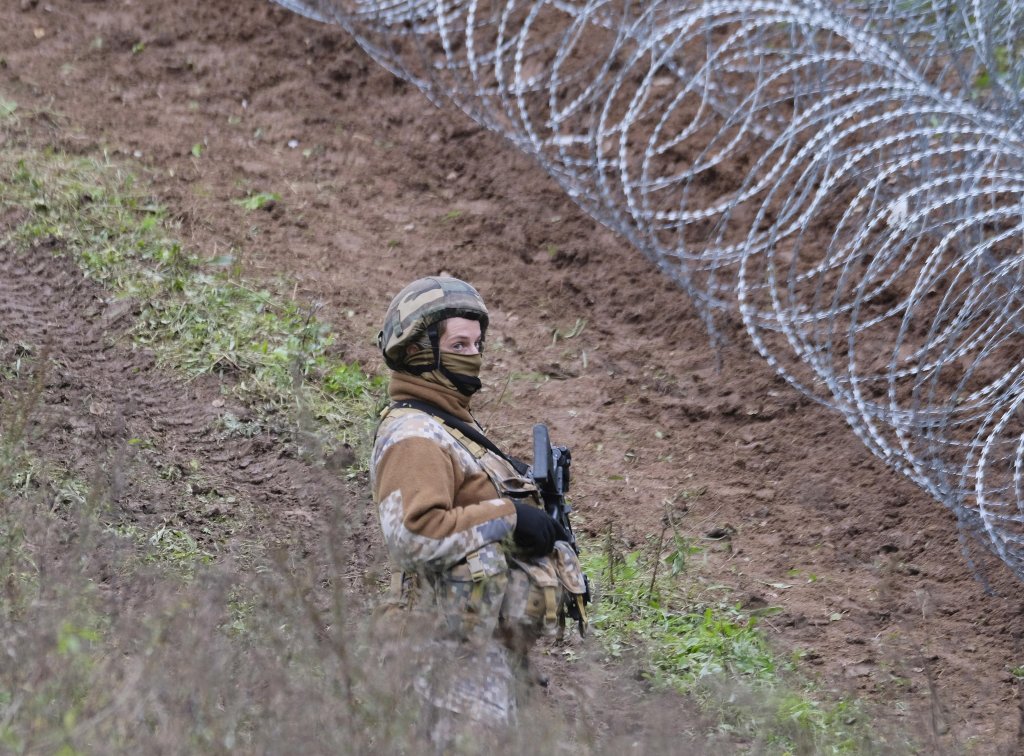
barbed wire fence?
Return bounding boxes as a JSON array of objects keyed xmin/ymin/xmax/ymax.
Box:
[{"xmin": 271, "ymin": 0, "xmax": 1024, "ymax": 582}]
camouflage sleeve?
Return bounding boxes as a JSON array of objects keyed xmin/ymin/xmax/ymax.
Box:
[{"xmin": 373, "ymin": 429, "xmax": 516, "ymax": 572}]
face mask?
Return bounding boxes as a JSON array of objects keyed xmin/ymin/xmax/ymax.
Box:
[
  {"xmin": 438, "ymin": 352, "xmax": 483, "ymax": 396},
  {"xmin": 398, "ymin": 328, "xmax": 484, "ymax": 396}
]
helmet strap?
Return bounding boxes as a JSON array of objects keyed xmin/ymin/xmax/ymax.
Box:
[
  {"xmin": 391, "ymin": 324, "xmax": 439, "ymax": 376},
  {"xmin": 429, "ymin": 323, "xmax": 442, "ymax": 369}
]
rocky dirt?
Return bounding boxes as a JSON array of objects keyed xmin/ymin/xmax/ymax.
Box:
[{"xmin": 1, "ymin": 0, "xmax": 1023, "ymax": 750}]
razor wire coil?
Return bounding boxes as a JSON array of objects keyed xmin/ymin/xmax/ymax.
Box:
[{"xmin": 271, "ymin": 0, "xmax": 1024, "ymax": 580}]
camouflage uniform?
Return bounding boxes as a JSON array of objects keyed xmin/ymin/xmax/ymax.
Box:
[
  {"xmin": 372, "ymin": 377, "xmax": 586, "ymax": 742},
  {"xmin": 373, "ymin": 390, "xmax": 516, "ymax": 578},
  {"xmin": 371, "ymin": 277, "xmax": 586, "ymax": 749}
]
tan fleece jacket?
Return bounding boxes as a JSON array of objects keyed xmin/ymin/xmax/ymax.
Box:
[{"xmin": 370, "ymin": 372, "xmax": 517, "ymax": 571}]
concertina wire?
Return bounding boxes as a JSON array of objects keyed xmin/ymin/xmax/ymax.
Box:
[{"xmin": 270, "ymin": 0, "xmax": 1024, "ymax": 582}]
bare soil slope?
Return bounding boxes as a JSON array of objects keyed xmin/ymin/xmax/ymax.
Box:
[
  {"xmin": 2, "ymin": 0, "xmax": 1022, "ymax": 749},
  {"xmin": 0, "ymin": 238, "xmax": 381, "ymax": 587}
]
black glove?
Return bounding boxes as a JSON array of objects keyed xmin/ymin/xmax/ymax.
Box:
[{"xmin": 512, "ymin": 501, "xmax": 568, "ymax": 557}]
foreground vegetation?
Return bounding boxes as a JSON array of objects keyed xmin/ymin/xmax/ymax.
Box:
[
  {"xmin": 582, "ymin": 535, "xmax": 908, "ymax": 753},
  {"xmin": 0, "ymin": 94, "xmax": 919, "ymax": 753}
]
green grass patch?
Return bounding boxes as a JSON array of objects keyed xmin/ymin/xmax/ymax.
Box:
[
  {"xmin": 111, "ymin": 523, "xmax": 214, "ymax": 578},
  {"xmin": 0, "ymin": 147, "xmax": 384, "ymax": 459},
  {"xmin": 584, "ymin": 543, "xmax": 777, "ymax": 686},
  {"xmin": 582, "ymin": 535, "xmax": 909, "ymax": 753},
  {"xmin": 0, "ymin": 122, "xmax": 417, "ymax": 752}
]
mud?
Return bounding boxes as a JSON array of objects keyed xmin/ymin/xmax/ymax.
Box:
[{"xmin": 1, "ymin": 0, "xmax": 1022, "ymax": 749}]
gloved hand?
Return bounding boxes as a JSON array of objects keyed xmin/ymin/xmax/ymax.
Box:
[{"xmin": 512, "ymin": 500, "xmax": 568, "ymax": 557}]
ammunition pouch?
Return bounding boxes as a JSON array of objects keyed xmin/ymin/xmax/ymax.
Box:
[
  {"xmin": 501, "ymin": 540, "xmax": 588, "ymax": 646},
  {"xmin": 430, "ymin": 542, "xmax": 509, "ymax": 646}
]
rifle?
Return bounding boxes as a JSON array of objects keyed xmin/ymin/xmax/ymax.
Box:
[{"xmin": 530, "ymin": 423, "xmax": 591, "ymax": 635}]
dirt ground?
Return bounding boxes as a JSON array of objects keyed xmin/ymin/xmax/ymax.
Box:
[{"xmin": 2, "ymin": 0, "xmax": 1023, "ymax": 750}]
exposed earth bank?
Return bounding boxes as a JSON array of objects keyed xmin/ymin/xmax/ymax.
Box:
[{"xmin": 1, "ymin": 0, "xmax": 1022, "ymax": 750}]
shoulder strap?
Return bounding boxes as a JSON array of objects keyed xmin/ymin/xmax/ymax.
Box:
[{"xmin": 389, "ymin": 399, "xmax": 530, "ymax": 476}]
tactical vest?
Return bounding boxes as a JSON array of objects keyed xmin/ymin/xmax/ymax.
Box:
[{"xmin": 379, "ymin": 405, "xmax": 587, "ymax": 645}]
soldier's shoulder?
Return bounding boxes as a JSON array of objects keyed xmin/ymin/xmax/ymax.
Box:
[{"xmin": 376, "ymin": 407, "xmax": 451, "ymax": 449}]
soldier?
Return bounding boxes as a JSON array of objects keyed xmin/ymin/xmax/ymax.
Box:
[{"xmin": 371, "ymin": 276, "xmax": 586, "ymax": 749}]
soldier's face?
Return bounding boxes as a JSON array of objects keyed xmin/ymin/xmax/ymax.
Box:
[{"xmin": 439, "ymin": 317, "xmax": 483, "ymax": 356}]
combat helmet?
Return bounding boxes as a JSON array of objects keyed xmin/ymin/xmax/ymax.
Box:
[{"xmin": 378, "ymin": 276, "xmax": 489, "ymax": 371}]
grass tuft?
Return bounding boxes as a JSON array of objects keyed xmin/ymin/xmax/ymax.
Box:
[{"xmin": 234, "ymin": 192, "xmax": 280, "ymax": 211}]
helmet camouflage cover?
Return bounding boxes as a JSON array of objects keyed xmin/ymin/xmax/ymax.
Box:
[{"xmin": 378, "ymin": 276, "xmax": 489, "ymax": 369}]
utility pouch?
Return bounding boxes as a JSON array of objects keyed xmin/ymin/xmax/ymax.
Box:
[
  {"xmin": 500, "ymin": 544, "xmax": 588, "ymax": 643},
  {"xmin": 389, "ymin": 569, "xmax": 423, "ymax": 605},
  {"xmin": 501, "ymin": 555, "xmax": 563, "ymax": 646},
  {"xmin": 372, "ymin": 569, "xmax": 424, "ymax": 638},
  {"xmin": 432, "ymin": 542, "xmax": 508, "ymax": 645},
  {"xmin": 552, "ymin": 540, "xmax": 589, "ymax": 636}
]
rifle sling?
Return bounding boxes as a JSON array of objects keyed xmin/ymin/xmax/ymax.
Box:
[{"xmin": 388, "ymin": 399, "xmax": 530, "ymax": 477}]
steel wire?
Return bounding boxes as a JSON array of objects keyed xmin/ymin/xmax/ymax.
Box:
[{"xmin": 270, "ymin": 0, "xmax": 1024, "ymax": 579}]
